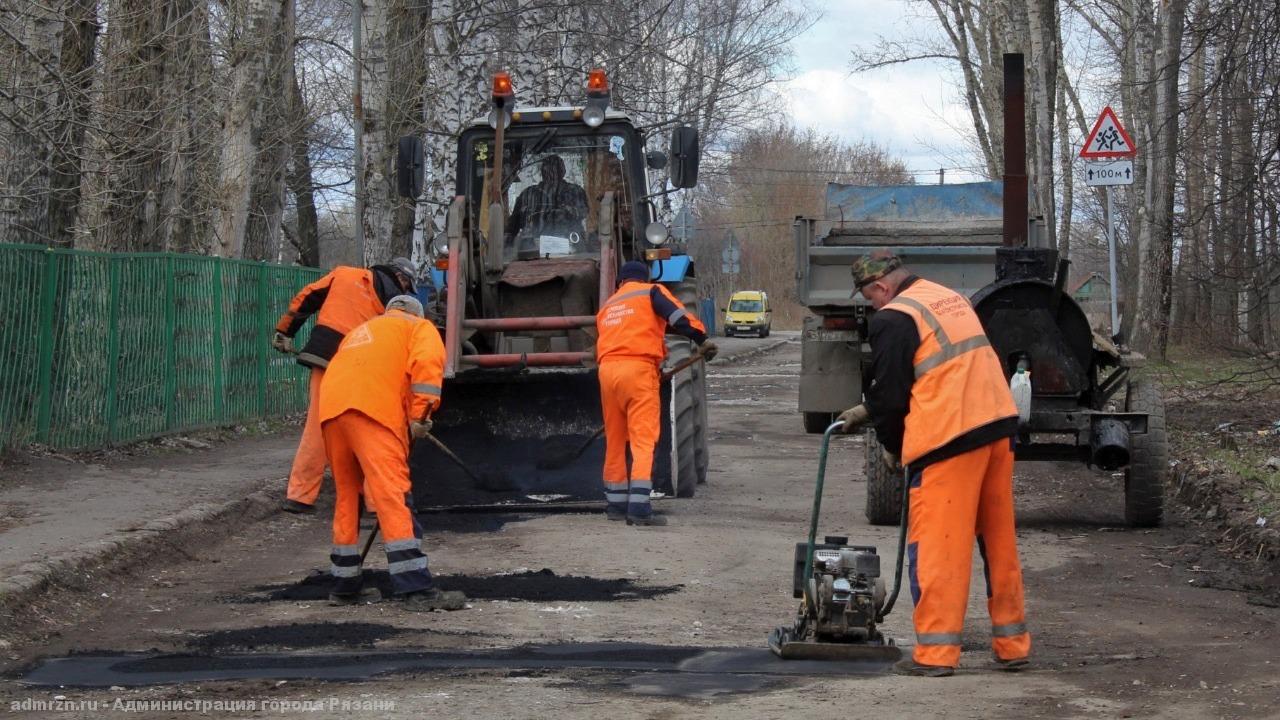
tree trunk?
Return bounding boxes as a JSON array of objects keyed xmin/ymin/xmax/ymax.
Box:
[
  {"xmin": 212, "ymin": 0, "xmax": 283, "ymax": 258},
  {"xmin": 45, "ymin": 0, "xmax": 98, "ymax": 247},
  {"xmin": 287, "ymin": 71, "xmax": 320, "ymax": 267},
  {"xmin": 244, "ymin": 0, "xmax": 295, "ymax": 261},
  {"xmin": 0, "ymin": 1, "xmax": 65, "ymax": 245},
  {"xmin": 1132, "ymin": 0, "xmax": 1187, "ymax": 358}
]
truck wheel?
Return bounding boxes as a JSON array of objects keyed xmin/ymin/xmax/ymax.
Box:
[
  {"xmin": 760, "ymin": 327, "xmax": 770, "ymax": 338},
  {"xmin": 670, "ymin": 281, "xmax": 709, "ymax": 493},
  {"xmin": 1124, "ymin": 377, "xmax": 1167, "ymax": 527},
  {"xmin": 803, "ymin": 412, "xmax": 834, "ymax": 434},
  {"xmin": 865, "ymin": 429, "xmax": 904, "ymax": 526}
]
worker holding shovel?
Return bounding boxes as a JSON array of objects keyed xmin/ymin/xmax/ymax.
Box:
[
  {"xmin": 317, "ymin": 295, "xmax": 465, "ymax": 610},
  {"xmin": 272, "ymin": 258, "xmax": 418, "ymax": 515},
  {"xmin": 594, "ymin": 261, "xmax": 717, "ymax": 526}
]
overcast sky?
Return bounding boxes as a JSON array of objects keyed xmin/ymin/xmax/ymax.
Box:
[{"xmin": 781, "ymin": 0, "xmax": 988, "ymax": 183}]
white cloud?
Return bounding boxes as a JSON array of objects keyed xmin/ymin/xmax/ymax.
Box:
[{"xmin": 783, "ymin": 0, "xmax": 987, "ymax": 182}]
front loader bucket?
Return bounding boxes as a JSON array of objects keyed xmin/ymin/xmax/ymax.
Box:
[
  {"xmin": 411, "ymin": 367, "xmax": 605, "ymax": 510},
  {"xmin": 411, "ymin": 364, "xmax": 692, "ymax": 510}
]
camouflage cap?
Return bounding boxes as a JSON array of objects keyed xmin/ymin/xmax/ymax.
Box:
[{"xmin": 850, "ymin": 250, "xmax": 903, "ymax": 291}]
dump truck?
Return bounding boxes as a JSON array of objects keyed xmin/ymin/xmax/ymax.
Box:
[
  {"xmin": 795, "ymin": 174, "xmax": 1164, "ymax": 531},
  {"xmin": 396, "ymin": 69, "xmax": 710, "ymax": 508},
  {"xmin": 795, "ymin": 180, "xmax": 1164, "ymax": 528}
]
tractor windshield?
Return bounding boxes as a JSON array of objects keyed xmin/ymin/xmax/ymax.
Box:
[{"xmin": 467, "ymin": 130, "xmax": 636, "ymax": 263}]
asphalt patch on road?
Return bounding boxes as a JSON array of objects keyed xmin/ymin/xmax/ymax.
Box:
[
  {"xmin": 233, "ymin": 568, "xmax": 681, "ymax": 604},
  {"xmin": 189, "ymin": 623, "xmax": 406, "ymax": 651},
  {"xmin": 23, "ymin": 643, "xmax": 892, "ymax": 689}
]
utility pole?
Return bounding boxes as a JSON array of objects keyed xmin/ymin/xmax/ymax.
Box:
[
  {"xmin": 352, "ymin": 0, "xmax": 365, "ymax": 262},
  {"xmin": 938, "ymin": 168, "xmax": 945, "ymax": 185}
]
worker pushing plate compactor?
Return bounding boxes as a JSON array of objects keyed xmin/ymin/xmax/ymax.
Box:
[{"xmin": 769, "ymin": 420, "xmax": 907, "ymax": 662}]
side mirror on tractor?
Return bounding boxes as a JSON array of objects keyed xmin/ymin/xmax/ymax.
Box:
[
  {"xmin": 396, "ymin": 135, "xmax": 424, "ymax": 199},
  {"xmin": 669, "ymin": 126, "xmax": 699, "ymax": 189}
]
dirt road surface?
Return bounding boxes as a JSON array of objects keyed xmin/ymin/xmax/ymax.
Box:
[{"xmin": 2, "ymin": 337, "xmax": 1277, "ymax": 718}]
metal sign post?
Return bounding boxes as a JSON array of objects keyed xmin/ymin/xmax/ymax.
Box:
[
  {"xmin": 1080, "ymin": 105, "xmax": 1138, "ymax": 342},
  {"xmin": 720, "ymin": 230, "xmax": 741, "ymax": 296}
]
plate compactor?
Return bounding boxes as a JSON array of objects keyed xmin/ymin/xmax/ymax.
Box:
[{"xmin": 769, "ymin": 421, "xmax": 909, "ymax": 662}]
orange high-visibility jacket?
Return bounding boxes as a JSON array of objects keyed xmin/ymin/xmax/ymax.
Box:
[
  {"xmin": 596, "ymin": 281, "xmax": 707, "ymax": 364},
  {"xmin": 318, "ymin": 310, "xmax": 445, "ymax": 434},
  {"xmin": 884, "ymin": 279, "xmax": 1018, "ymax": 465},
  {"xmin": 275, "ymin": 266, "xmax": 385, "ymax": 368}
]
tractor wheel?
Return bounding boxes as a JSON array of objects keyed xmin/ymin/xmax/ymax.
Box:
[
  {"xmin": 803, "ymin": 411, "xmax": 834, "ymax": 434},
  {"xmin": 1124, "ymin": 377, "xmax": 1167, "ymax": 527},
  {"xmin": 865, "ymin": 429, "xmax": 904, "ymax": 526},
  {"xmin": 669, "ymin": 280, "xmax": 710, "ymax": 494},
  {"xmin": 666, "ymin": 337, "xmax": 706, "ymax": 498}
]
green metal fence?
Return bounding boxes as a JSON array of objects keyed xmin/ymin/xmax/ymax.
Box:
[{"xmin": 0, "ymin": 244, "xmax": 323, "ymax": 451}]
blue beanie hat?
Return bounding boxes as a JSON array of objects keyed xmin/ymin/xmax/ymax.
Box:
[{"xmin": 618, "ymin": 261, "xmax": 650, "ymax": 282}]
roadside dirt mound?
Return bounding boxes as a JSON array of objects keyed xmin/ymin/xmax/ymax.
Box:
[{"xmin": 238, "ymin": 568, "xmax": 683, "ymax": 604}]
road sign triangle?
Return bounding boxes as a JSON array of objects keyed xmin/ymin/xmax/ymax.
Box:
[{"xmin": 1080, "ymin": 106, "xmax": 1137, "ymax": 159}]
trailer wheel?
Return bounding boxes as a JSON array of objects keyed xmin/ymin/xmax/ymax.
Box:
[
  {"xmin": 669, "ymin": 281, "xmax": 710, "ymax": 495},
  {"xmin": 1124, "ymin": 377, "xmax": 1167, "ymax": 527},
  {"xmin": 803, "ymin": 412, "xmax": 834, "ymax": 434},
  {"xmin": 865, "ymin": 429, "xmax": 904, "ymax": 526}
]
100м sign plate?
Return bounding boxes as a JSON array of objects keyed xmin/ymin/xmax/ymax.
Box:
[{"xmin": 1085, "ymin": 159, "xmax": 1133, "ymax": 187}]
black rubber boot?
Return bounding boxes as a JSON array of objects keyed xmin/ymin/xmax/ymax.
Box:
[
  {"xmin": 893, "ymin": 659, "xmax": 954, "ymax": 677},
  {"xmin": 400, "ymin": 588, "xmax": 468, "ymax": 611},
  {"xmin": 992, "ymin": 657, "xmax": 1030, "ymax": 672},
  {"xmin": 605, "ymin": 507, "xmax": 625, "ymax": 521},
  {"xmin": 327, "ymin": 588, "xmax": 381, "ymax": 606},
  {"xmin": 281, "ymin": 499, "xmax": 316, "ymax": 515}
]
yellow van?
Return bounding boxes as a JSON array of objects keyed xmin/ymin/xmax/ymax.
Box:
[{"xmin": 723, "ymin": 290, "xmax": 772, "ymax": 337}]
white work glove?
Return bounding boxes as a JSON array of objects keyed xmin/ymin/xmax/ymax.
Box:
[
  {"xmin": 699, "ymin": 341, "xmax": 719, "ymax": 362},
  {"xmin": 836, "ymin": 404, "xmax": 869, "ymax": 433},
  {"xmin": 272, "ymin": 332, "xmax": 293, "ymax": 354},
  {"xmin": 410, "ymin": 418, "xmax": 433, "ymax": 439},
  {"xmin": 881, "ymin": 447, "xmax": 902, "ymax": 471}
]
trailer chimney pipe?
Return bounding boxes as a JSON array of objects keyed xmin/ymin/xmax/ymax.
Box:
[{"xmin": 1002, "ymin": 53, "xmax": 1027, "ymax": 248}]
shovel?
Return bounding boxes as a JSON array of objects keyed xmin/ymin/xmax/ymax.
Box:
[
  {"xmin": 360, "ymin": 414, "xmax": 506, "ymax": 562},
  {"xmin": 536, "ymin": 346, "xmax": 709, "ymax": 471}
]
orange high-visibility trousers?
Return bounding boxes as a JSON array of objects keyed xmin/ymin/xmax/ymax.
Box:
[
  {"xmin": 322, "ymin": 409, "xmax": 431, "ymax": 596},
  {"xmin": 286, "ymin": 368, "xmax": 328, "ymax": 506},
  {"xmin": 598, "ymin": 359, "xmax": 660, "ymax": 517},
  {"xmin": 907, "ymin": 438, "xmax": 1030, "ymax": 667}
]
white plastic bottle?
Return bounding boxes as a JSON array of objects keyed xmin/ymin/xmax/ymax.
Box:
[{"xmin": 1010, "ymin": 368, "xmax": 1032, "ymax": 425}]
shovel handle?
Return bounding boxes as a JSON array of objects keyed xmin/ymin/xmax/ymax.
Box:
[
  {"xmin": 421, "ymin": 431, "xmax": 485, "ymax": 485},
  {"xmin": 660, "ymin": 345, "xmax": 706, "ymax": 382}
]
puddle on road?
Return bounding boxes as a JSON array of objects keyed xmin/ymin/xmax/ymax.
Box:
[
  {"xmin": 23, "ymin": 642, "xmax": 893, "ymax": 693},
  {"xmin": 229, "ymin": 569, "xmax": 681, "ymax": 605}
]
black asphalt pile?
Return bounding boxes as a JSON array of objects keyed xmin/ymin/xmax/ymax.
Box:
[
  {"xmin": 189, "ymin": 623, "xmax": 406, "ymax": 651},
  {"xmin": 241, "ymin": 568, "xmax": 682, "ymax": 604}
]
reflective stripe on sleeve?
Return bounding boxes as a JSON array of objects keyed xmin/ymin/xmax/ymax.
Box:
[
  {"xmin": 411, "ymin": 383, "xmax": 441, "ymax": 396},
  {"xmin": 667, "ymin": 308, "xmax": 688, "ymax": 325}
]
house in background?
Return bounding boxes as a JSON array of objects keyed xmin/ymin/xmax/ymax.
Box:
[{"xmin": 1071, "ymin": 271, "xmax": 1113, "ymax": 333}]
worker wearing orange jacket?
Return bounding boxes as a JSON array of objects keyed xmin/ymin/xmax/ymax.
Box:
[
  {"xmin": 837, "ymin": 250, "xmax": 1029, "ymax": 677},
  {"xmin": 317, "ymin": 294, "xmax": 465, "ymax": 609},
  {"xmin": 594, "ymin": 261, "xmax": 717, "ymax": 526},
  {"xmin": 273, "ymin": 258, "xmax": 416, "ymax": 514}
]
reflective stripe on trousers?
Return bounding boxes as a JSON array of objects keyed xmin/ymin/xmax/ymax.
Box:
[
  {"xmin": 323, "ymin": 410, "xmax": 434, "ymax": 596},
  {"xmin": 599, "ymin": 359, "xmax": 660, "ymax": 518}
]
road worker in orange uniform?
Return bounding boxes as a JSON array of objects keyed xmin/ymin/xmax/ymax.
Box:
[
  {"xmin": 595, "ymin": 261, "xmax": 717, "ymax": 526},
  {"xmin": 317, "ymin": 295, "xmax": 465, "ymax": 609},
  {"xmin": 837, "ymin": 250, "xmax": 1030, "ymax": 677},
  {"xmin": 272, "ymin": 258, "xmax": 417, "ymax": 514}
]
